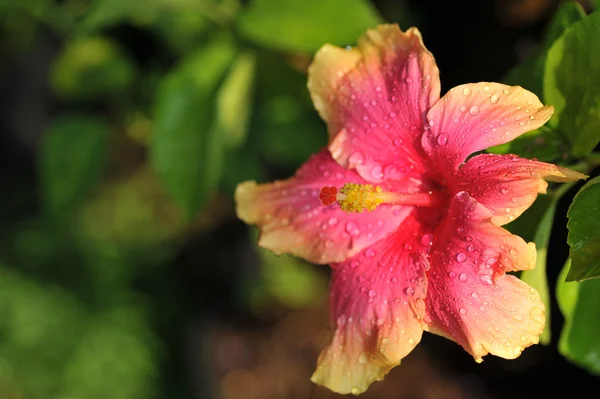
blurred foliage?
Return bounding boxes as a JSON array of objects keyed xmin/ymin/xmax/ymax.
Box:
[
  {"xmin": 1, "ymin": 0, "xmax": 386, "ymax": 396},
  {"xmin": 557, "ymin": 259, "xmax": 600, "ymax": 376},
  {"xmin": 566, "ymin": 176, "xmax": 600, "ymax": 281}
]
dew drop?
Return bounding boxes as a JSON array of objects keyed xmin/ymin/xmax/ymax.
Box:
[
  {"xmin": 467, "ymin": 244, "xmax": 475, "ymax": 253},
  {"xmin": 404, "ymin": 287, "xmax": 415, "ymax": 296},
  {"xmin": 348, "ymin": 152, "xmax": 365, "ymax": 165},
  {"xmin": 480, "ymin": 275, "xmax": 493, "ymax": 285},
  {"xmin": 529, "ymin": 307, "xmax": 544, "ymax": 322},
  {"xmin": 460, "ymin": 105, "xmax": 467, "ymax": 112},
  {"xmin": 471, "ymin": 292, "xmax": 479, "ymax": 299},
  {"xmin": 448, "ymin": 271, "xmax": 457, "ymax": 278},
  {"xmin": 371, "ymin": 165, "xmax": 384, "ymax": 180},
  {"xmin": 503, "ymin": 89, "xmax": 510, "ymax": 95},
  {"xmin": 456, "ymin": 252, "xmax": 467, "ymax": 263},
  {"xmin": 337, "ymin": 315, "xmax": 347, "ymax": 326},
  {"xmin": 345, "ymin": 221, "xmax": 360, "ymax": 236},
  {"xmin": 365, "ymin": 248, "xmax": 376, "ymax": 258},
  {"xmin": 328, "ymin": 217, "xmax": 338, "ymax": 226},
  {"xmin": 408, "ymin": 338, "xmax": 415, "ymax": 345},
  {"xmin": 459, "ymin": 272, "xmax": 468, "ymax": 282},
  {"xmin": 368, "ymin": 289, "xmax": 377, "ymax": 298},
  {"xmin": 437, "ymin": 134, "xmax": 448, "ymax": 145},
  {"xmin": 469, "ymin": 106, "xmax": 480, "ymax": 116},
  {"xmin": 459, "ymin": 308, "xmax": 468, "ymax": 315},
  {"xmin": 462, "ymin": 87, "xmax": 472, "ymax": 96},
  {"xmin": 393, "ymin": 137, "xmax": 403, "ymax": 146},
  {"xmin": 358, "ymin": 352, "xmax": 368, "ymax": 364},
  {"xmin": 512, "ymin": 314, "xmax": 524, "ymax": 322},
  {"xmin": 420, "ymin": 234, "xmax": 433, "ymax": 246},
  {"xmin": 490, "ymin": 94, "xmax": 499, "ymax": 104}
]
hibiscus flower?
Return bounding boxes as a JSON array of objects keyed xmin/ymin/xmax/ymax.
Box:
[{"xmin": 235, "ymin": 24, "xmax": 585, "ymax": 395}]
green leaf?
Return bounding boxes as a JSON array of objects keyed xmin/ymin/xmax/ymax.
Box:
[
  {"xmin": 543, "ymin": 1, "xmax": 586, "ymax": 50},
  {"xmin": 40, "ymin": 115, "xmax": 109, "ymax": 216},
  {"xmin": 150, "ymin": 38, "xmax": 236, "ymax": 217},
  {"xmin": 216, "ymin": 50, "xmax": 256, "ymax": 149},
  {"xmin": 566, "ymin": 176, "xmax": 600, "ymax": 281},
  {"xmin": 256, "ymin": 95, "xmax": 327, "ymax": 168},
  {"xmin": 238, "ymin": 0, "xmax": 382, "ymax": 52},
  {"xmin": 557, "ymin": 258, "xmax": 600, "ymax": 375},
  {"xmin": 487, "ymin": 126, "xmax": 566, "ymax": 162},
  {"xmin": 51, "ymin": 37, "xmax": 135, "ymax": 100},
  {"xmin": 0, "ymin": 265, "xmax": 86, "ymax": 398},
  {"xmin": 544, "ymin": 12, "xmax": 600, "ymax": 158},
  {"xmin": 63, "ymin": 307, "xmax": 157, "ymax": 399},
  {"xmin": 518, "ymin": 187, "xmax": 570, "ymax": 344}
]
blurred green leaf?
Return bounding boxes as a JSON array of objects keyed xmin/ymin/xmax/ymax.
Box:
[
  {"xmin": 238, "ymin": 0, "xmax": 381, "ymax": 52},
  {"xmin": 566, "ymin": 176, "xmax": 600, "ymax": 281},
  {"xmin": 518, "ymin": 184, "xmax": 573, "ymax": 344},
  {"xmin": 40, "ymin": 115, "xmax": 109, "ymax": 216},
  {"xmin": 252, "ymin": 234, "xmax": 327, "ymax": 309},
  {"xmin": 63, "ymin": 307, "xmax": 157, "ymax": 399},
  {"xmin": 257, "ymin": 95, "xmax": 327, "ymax": 168},
  {"xmin": 544, "ymin": 12, "xmax": 600, "ymax": 157},
  {"xmin": 0, "ymin": 265, "xmax": 86, "ymax": 399},
  {"xmin": 221, "ymin": 148, "xmax": 266, "ymax": 197},
  {"xmin": 151, "ymin": 38, "xmax": 236, "ymax": 217},
  {"xmin": 51, "ymin": 37, "xmax": 135, "ymax": 100},
  {"xmin": 487, "ymin": 127, "xmax": 566, "ymax": 162},
  {"xmin": 216, "ymin": 50, "xmax": 256, "ymax": 148},
  {"xmin": 543, "ymin": 2, "xmax": 585, "ymax": 49},
  {"xmin": 557, "ymin": 258, "xmax": 600, "ymax": 375}
]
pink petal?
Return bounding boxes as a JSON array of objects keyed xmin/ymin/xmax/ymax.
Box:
[
  {"xmin": 422, "ymin": 83, "xmax": 554, "ymax": 172},
  {"xmin": 455, "ymin": 154, "xmax": 587, "ymax": 225},
  {"xmin": 307, "ymin": 24, "xmax": 440, "ymax": 183},
  {"xmin": 311, "ymin": 216, "xmax": 429, "ymax": 394},
  {"xmin": 235, "ymin": 149, "xmax": 412, "ymax": 264},
  {"xmin": 424, "ymin": 192, "xmax": 544, "ymax": 361}
]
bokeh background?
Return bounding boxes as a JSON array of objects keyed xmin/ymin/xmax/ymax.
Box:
[{"xmin": 1, "ymin": 0, "xmax": 599, "ymax": 398}]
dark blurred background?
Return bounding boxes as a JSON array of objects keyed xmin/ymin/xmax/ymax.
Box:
[{"xmin": 1, "ymin": 0, "xmax": 599, "ymax": 398}]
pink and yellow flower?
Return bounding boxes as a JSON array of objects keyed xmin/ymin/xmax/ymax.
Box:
[{"xmin": 235, "ymin": 24, "xmax": 585, "ymax": 395}]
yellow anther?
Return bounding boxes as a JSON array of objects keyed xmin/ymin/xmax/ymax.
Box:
[{"xmin": 338, "ymin": 183, "xmax": 383, "ymax": 213}]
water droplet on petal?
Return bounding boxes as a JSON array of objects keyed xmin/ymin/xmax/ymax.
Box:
[
  {"xmin": 408, "ymin": 338, "xmax": 415, "ymax": 345},
  {"xmin": 365, "ymin": 248, "xmax": 376, "ymax": 258},
  {"xmin": 490, "ymin": 94, "xmax": 499, "ymax": 104},
  {"xmin": 448, "ymin": 271, "xmax": 457, "ymax": 278},
  {"xmin": 513, "ymin": 314, "xmax": 524, "ymax": 322},
  {"xmin": 404, "ymin": 287, "xmax": 415, "ymax": 296},
  {"xmin": 345, "ymin": 221, "xmax": 360, "ymax": 236},
  {"xmin": 459, "ymin": 308, "xmax": 468, "ymax": 315},
  {"xmin": 529, "ymin": 307, "xmax": 544, "ymax": 322},
  {"xmin": 460, "ymin": 105, "xmax": 467, "ymax": 112},
  {"xmin": 469, "ymin": 106, "xmax": 480, "ymax": 116},
  {"xmin": 462, "ymin": 87, "xmax": 472, "ymax": 96},
  {"xmin": 459, "ymin": 272, "xmax": 468, "ymax": 282},
  {"xmin": 348, "ymin": 152, "xmax": 365, "ymax": 165},
  {"xmin": 337, "ymin": 315, "xmax": 347, "ymax": 326},
  {"xmin": 456, "ymin": 252, "xmax": 467, "ymax": 263},
  {"xmin": 420, "ymin": 234, "xmax": 433, "ymax": 246},
  {"xmin": 393, "ymin": 137, "xmax": 403, "ymax": 146},
  {"xmin": 371, "ymin": 165, "xmax": 384, "ymax": 180},
  {"xmin": 368, "ymin": 289, "xmax": 377, "ymax": 298},
  {"xmin": 437, "ymin": 134, "xmax": 448, "ymax": 145},
  {"xmin": 328, "ymin": 217, "xmax": 338, "ymax": 226},
  {"xmin": 358, "ymin": 352, "xmax": 368, "ymax": 364},
  {"xmin": 480, "ymin": 275, "xmax": 493, "ymax": 285},
  {"xmin": 467, "ymin": 244, "xmax": 475, "ymax": 253}
]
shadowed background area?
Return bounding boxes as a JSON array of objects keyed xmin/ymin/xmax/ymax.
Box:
[{"xmin": 1, "ymin": 0, "xmax": 599, "ymax": 398}]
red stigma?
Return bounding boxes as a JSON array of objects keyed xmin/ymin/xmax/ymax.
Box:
[{"xmin": 319, "ymin": 186, "xmax": 338, "ymax": 206}]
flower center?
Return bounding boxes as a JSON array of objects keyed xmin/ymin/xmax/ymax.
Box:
[{"xmin": 319, "ymin": 183, "xmax": 442, "ymax": 213}]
